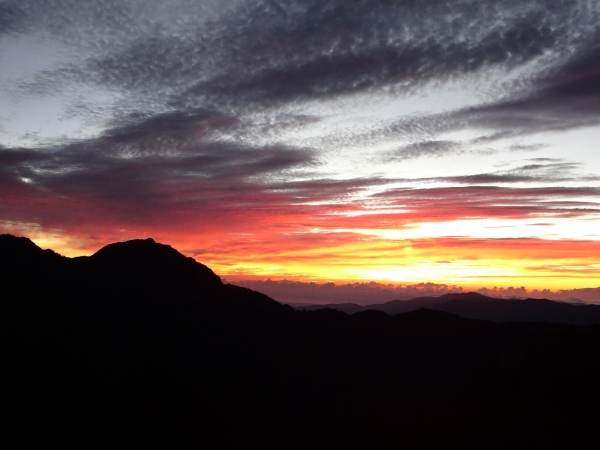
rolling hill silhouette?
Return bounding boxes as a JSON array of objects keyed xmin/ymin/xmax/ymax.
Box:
[
  {"xmin": 2, "ymin": 234, "xmax": 600, "ymax": 448},
  {"xmin": 297, "ymin": 292, "xmax": 600, "ymax": 325}
]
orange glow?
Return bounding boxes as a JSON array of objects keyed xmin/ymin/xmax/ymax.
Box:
[
  {"xmin": 10, "ymin": 218, "xmax": 599, "ymax": 292},
  {"xmin": 2, "ymin": 179, "xmax": 599, "ymax": 294}
]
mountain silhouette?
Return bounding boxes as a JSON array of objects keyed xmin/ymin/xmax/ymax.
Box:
[
  {"xmin": 298, "ymin": 292, "xmax": 600, "ymax": 325},
  {"xmin": 2, "ymin": 234, "xmax": 600, "ymax": 448},
  {"xmin": 298, "ymin": 292, "xmax": 491, "ymax": 314}
]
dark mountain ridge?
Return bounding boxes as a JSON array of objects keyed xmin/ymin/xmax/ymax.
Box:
[
  {"xmin": 2, "ymin": 234, "xmax": 600, "ymax": 448},
  {"xmin": 297, "ymin": 292, "xmax": 600, "ymax": 325}
]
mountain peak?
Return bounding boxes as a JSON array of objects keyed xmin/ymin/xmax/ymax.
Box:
[
  {"xmin": 89, "ymin": 238, "xmax": 223, "ymax": 290},
  {"xmin": 0, "ymin": 234, "xmax": 223, "ymax": 295},
  {"xmin": 0, "ymin": 234, "xmax": 45, "ymax": 255},
  {"xmin": 438, "ymin": 292, "xmax": 494, "ymax": 302},
  {"xmin": 0, "ymin": 234, "xmax": 64, "ymax": 267},
  {"xmin": 91, "ymin": 237, "xmax": 188, "ymax": 263}
]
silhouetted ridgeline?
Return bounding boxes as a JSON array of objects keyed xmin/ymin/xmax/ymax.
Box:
[
  {"xmin": 297, "ymin": 292, "xmax": 600, "ymax": 325},
  {"xmin": 2, "ymin": 234, "xmax": 600, "ymax": 448}
]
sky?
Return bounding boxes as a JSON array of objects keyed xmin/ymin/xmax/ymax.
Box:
[{"xmin": 1, "ymin": 0, "xmax": 600, "ymax": 302}]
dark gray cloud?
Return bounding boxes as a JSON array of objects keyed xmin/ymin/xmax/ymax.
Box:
[
  {"xmin": 14, "ymin": 0, "xmax": 599, "ymax": 115},
  {"xmin": 0, "ymin": 106, "xmax": 405, "ymax": 230},
  {"xmin": 0, "ymin": 2, "xmax": 27, "ymax": 35},
  {"xmin": 139, "ymin": 0, "xmax": 591, "ymax": 110},
  {"xmin": 398, "ymin": 160, "xmax": 599, "ymax": 185},
  {"xmin": 3, "ymin": 0, "xmax": 598, "ymax": 168},
  {"xmin": 443, "ymin": 174, "xmax": 539, "ymax": 184},
  {"xmin": 543, "ymin": 47, "xmax": 600, "ymax": 98},
  {"xmin": 371, "ymin": 184, "xmax": 600, "ymax": 221},
  {"xmin": 100, "ymin": 108, "xmax": 239, "ymax": 146},
  {"xmin": 442, "ymin": 169, "xmax": 600, "ymax": 185},
  {"xmin": 456, "ymin": 46, "xmax": 600, "ymax": 136},
  {"xmin": 14, "ymin": 0, "xmax": 137, "ymax": 42},
  {"xmin": 390, "ymin": 140, "xmax": 460, "ymax": 160},
  {"xmin": 0, "ymin": 108, "xmax": 318, "ymax": 227}
]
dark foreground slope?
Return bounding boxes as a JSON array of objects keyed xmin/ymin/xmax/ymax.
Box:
[
  {"xmin": 2, "ymin": 234, "xmax": 600, "ymax": 449},
  {"xmin": 298, "ymin": 292, "xmax": 600, "ymax": 325}
]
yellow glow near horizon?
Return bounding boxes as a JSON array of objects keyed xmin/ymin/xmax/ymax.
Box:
[
  {"xmin": 210, "ymin": 257, "xmax": 599, "ymax": 291},
  {"xmin": 5, "ymin": 218, "xmax": 599, "ymax": 293},
  {"xmin": 199, "ymin": 235, "xmax": 600, "ymax": 291}
]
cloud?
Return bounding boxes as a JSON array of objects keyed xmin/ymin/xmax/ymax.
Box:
[
  {"xmin": 440, "ymin": 161, "xmax": 600, "ymax": 184},
  {"xmin": 13, "ymin": 1, "xmax": 598, "ymax": 112},
  {"xmin": 552, "ymin": 287, "xmax": 600, "ymax": 303},
  {"xmin": 443, "ymin": 174, "xmax": 538, "ymax": 184},
  {"xmin": 233, "ymin": 278, "xmax": 466, "ymax": 305},
  {"xmin": 543, "ymin": 46, "xmax": 600, "ymax": 98},
  {"xmin": 2, "ymin": 119, "xmax": 598, "ymax": 239},
  {"xmin": 0, "ymin": 2, "xmax": 28, "ymax": 35},
  {"xmin": 477, "ymin": 286, "xmax": 600, "ymax": 304},
  {"xmin": 4, "ymin": 0, "xmax": 599, "ymax": 160},
  {"xmin": 389, "ymin": 140, "xmax": 461, "ymax": 160},
  {"xmin": 233, "ymin": 278, "xmax": 600, "ymax": 305},
  {"xmin": 1, "ymin": 113, "xmax": 405, "ymax": 236},
  {"xmin": 0, "ymin": 107, "xmax": 322, "ymax": 231},
  {"xmin": 372, "ymin": 185, "xmax": 600, "ymax": 221},
  {"xmin": 456, "ymin": 46, "xmax": 600, "ymax": 136}
]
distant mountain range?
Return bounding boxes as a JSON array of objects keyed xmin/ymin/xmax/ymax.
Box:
[
  {"xmin": 296, "ymin": 292, "xmax": 600, "ymax": 325},
  {"xmin": 2, "ymin": 234, "xmax": 600, "ymax": 448}
]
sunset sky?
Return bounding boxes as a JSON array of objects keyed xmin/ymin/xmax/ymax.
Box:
[{"xmin": 1, "ymin": 0, "xmax": 599, "ymax": 301}]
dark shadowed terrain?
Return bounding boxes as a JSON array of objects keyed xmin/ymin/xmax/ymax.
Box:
[
  {"xmin": 297, "ymin": 292, "xmax": 600, "ymax": 325},
  {"xmin": 2, "ymin": 234, "xmax": 600, "ymax": 449}
]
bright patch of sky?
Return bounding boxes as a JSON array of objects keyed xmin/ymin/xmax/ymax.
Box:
[{"xmin": 330, "ymin": 217, "xmax": 600, "ymax": 241}]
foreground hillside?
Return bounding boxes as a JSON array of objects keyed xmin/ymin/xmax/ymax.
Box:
[{"xmin": 2, "ymin": 234, "xmax": 600, "ymax": 448}]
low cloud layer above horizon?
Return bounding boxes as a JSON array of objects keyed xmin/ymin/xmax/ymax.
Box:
[{"xmin": 1, "ymin": 0, "xmax": 599, "ymax": 293}]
